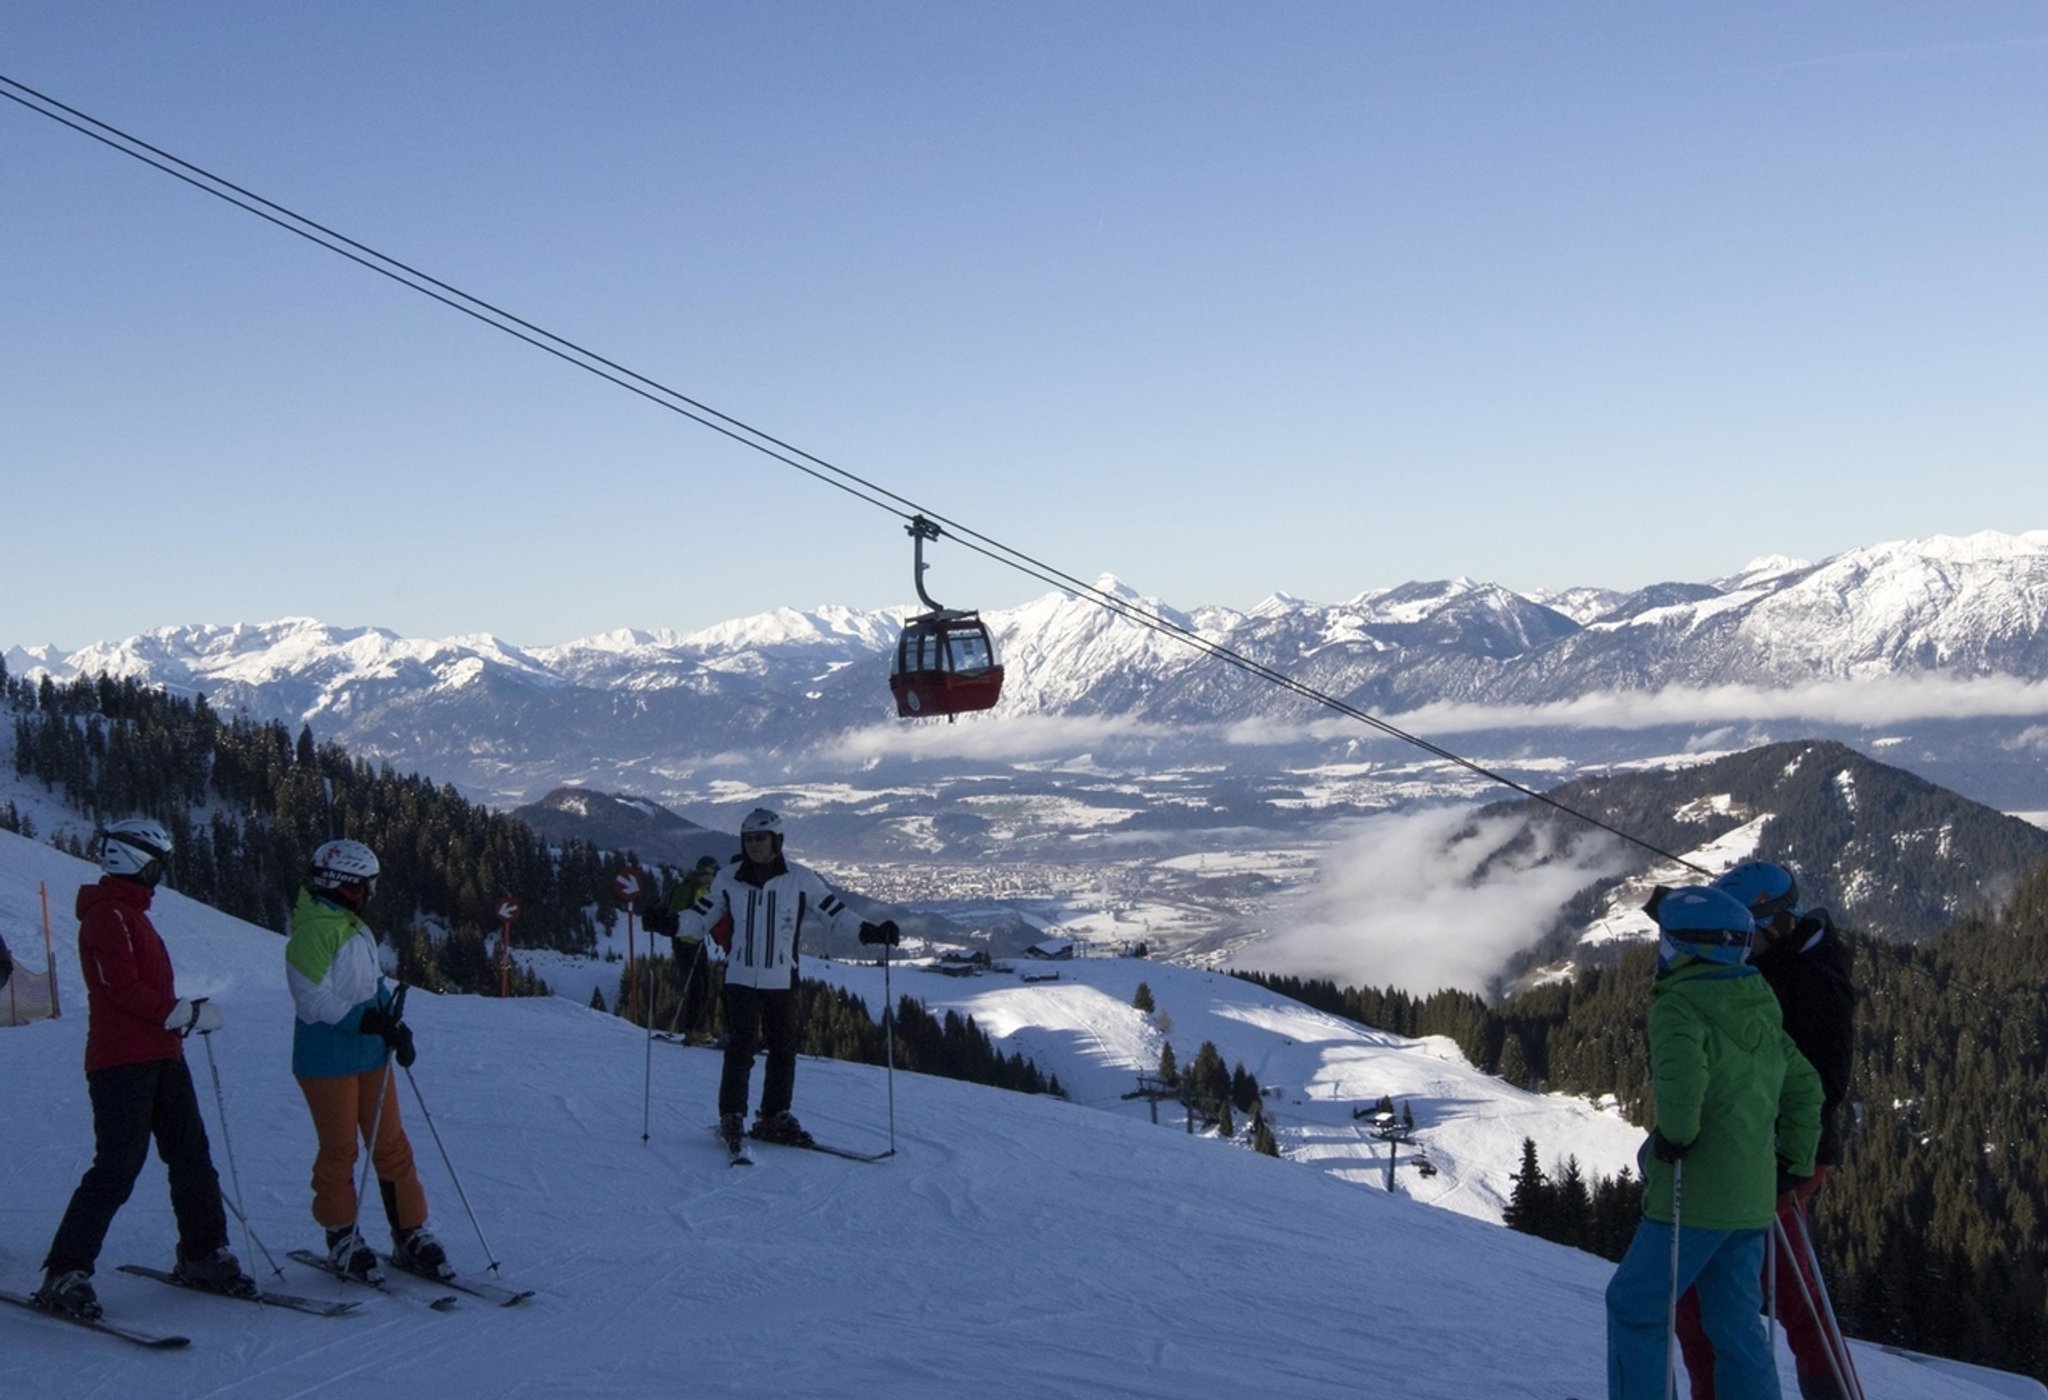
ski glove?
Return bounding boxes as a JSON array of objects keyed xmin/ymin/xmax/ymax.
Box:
[
  {"xmin": 642, "ymin": 904, "xmax": 681, "ymax": 937},
  {"xmin": 1650, "ymin": 1128, "xmax": 1692, "ymax": 1164},
  {"xmin": 166, "ymin": 997, "xmax": 225, "ymax": 1035},
  {"xmin": 1775, "ymin": 1158, "xmax": 1811, "ymax": 1197},
  {"xmin": 858, "ymin": 920, "xmax": 901, "ymax": 947},
  {"xmin": 359, "ymin": 1007, "xmax": 418, "ymax": 1068}
]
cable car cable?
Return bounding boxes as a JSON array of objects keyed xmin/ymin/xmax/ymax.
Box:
[
  {"xmin": 0, "ymin": 75, "xmax": 910, "ymax": 522},
  {"xmin": 4, "ymin": 73, "xmax": 1708, "ymax": 875},
  {"xmin": 922, "ymin": 536, "xmax": 1710, "ymax": 873}
]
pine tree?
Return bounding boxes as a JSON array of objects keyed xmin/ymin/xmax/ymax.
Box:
[
  {"xmin": 1553, "ymin": 1156, "xmax": 1592, "ymax": 1248},
  {"xmin": 1132, "ymin": 980, "xmax": 1155, "ymax": 1014},
  {"xmin": 1503, "ymin": 1137, "xmax": 1550, "ymax": 1238}
]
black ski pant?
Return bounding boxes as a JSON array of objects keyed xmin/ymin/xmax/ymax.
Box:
[
  {"xmin": 718, "ymin": 979, "xmax": 798, "ymax": 1120},
  {"xmin": 44, "ymin": 1056, "xmax": 228, "ymax": 1276}
]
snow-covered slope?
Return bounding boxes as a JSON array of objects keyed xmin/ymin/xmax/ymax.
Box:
[
  {"xmin": 2, "ymin": 832, "xmax": 2032, "ymax": 1399},
  {"xmin": 804, "ymin": 953, "xmax": 1645, "ymax": 1227}
]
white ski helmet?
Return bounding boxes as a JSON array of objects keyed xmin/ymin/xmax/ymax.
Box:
[
  {"xmin": 99, "ymin": 818, "xmax": 173, "ymax": 884},
  {"xmin": 309, "ymin": 838, "xmax": 381, "ymax": 895},
  {"xmin": 739, "ymin": 807, "xmax": 783, "ymax": 854}
]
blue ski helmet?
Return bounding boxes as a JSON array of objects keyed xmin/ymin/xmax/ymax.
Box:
[
  {"xmin": 1714, "ymin": 860, "xmax": 1800, "ymax": 925},
  {"xmin": 1654, "ymin": 885, "xmax": 1756, "ymax": 968}
]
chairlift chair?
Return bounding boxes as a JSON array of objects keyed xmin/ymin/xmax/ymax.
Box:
[{"xmin": 890, "ymin": 515, "xmax": 1004, "ymax": 720}]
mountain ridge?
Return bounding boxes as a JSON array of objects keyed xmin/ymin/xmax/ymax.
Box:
[{"xmin": 10, "ymin": 528, "xmax": 2048, "ymax": 808}]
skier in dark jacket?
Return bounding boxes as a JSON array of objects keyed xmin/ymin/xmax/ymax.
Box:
[
  {"xmin": 32, "ymin": 819, "xmax": 254, "ymax": 1320},
  {"xmin": 1676, "ymin": 860, "xmax": 1856, "ymax": 1400},
  {"xmin": 647, "ymin": 855, "xmax": 728, "ymax": 1039}
]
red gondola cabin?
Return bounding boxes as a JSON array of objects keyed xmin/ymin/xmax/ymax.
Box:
[{"xmin": 891, "ymin": 610, "xmax": 1003, "ymax": 719}]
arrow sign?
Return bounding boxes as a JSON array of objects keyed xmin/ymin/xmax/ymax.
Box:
[
  {"xmin": 614, "ymin": 869, "xmax": 641, "ymax": 902},
  {"xmin": 497, "ymin": 896, "xmax": 522, "ymax": 924}
]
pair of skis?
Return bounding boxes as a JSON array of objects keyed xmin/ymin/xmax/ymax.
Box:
[
  {"xmin": 118, "ymin": 1263, "xmax": 358, "ymax": 1317},
  {"xmin": 0, "ymin": 1267, "xmax": 358, "ymax": 1350},
  {"xmin": 287, "ymin": 1249, "xmax": 534, "ymax": 1309},
  {"xmin": 713, "ymin": 1123, "xmax": 894, "ymax": 1167}
]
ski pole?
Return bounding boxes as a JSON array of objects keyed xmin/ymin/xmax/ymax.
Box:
[
  {"xmin": 883, "ymin": 939, "xmax": 896, "ymax": 1154},
  {"xmin": 201, "ymin": 1029, "xmax": 282, "ymax": 1278},
  {"xmin": 641, "ymin": 954, "xmax": 656, "ymax": 1143},
  {"xmin": 348, "ymin": 1052, "xmax": 397, "ymax": 1251},
  {"xmin": 1774, "ymin": 1218, "xmax": 1859, "ymax": 1400},
  {"xmin": 215, "ymin": 1190, "xmax": 282, "ymax": 1280},
  {"xmin": 347, "ymin": 982, "xmax": 405, "ymax": 1253},
  {"xmin": 402, "ymin": 1064, "xmax": 502, "ymax": 1274},
  {"xmin": 1665, "ymin": 1158, "xmax": 1683, "ymax": 1400},
  {"xmin": 1791, "ymin": 1207, "xmax": 1867, "ymax": 1400},
  {"xmin": 664, "ymin": 937, "xmax": 708, "ymax": 1037},
  {"xmin": 1765, "ymin": 1206, "xmax": 1778, "ymax": 1355}
]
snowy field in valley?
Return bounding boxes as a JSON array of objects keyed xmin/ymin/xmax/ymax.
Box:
[{"xmin": 3, "ymin": 832, "xmax": 2036, "ymax": 1398}]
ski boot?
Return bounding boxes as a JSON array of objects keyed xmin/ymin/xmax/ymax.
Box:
[
  {"xmin": 390, "ymin": 1223, "xmax": 454, "ymax": 1281},
  {"xmin": 749, "ymin": 1110, "xmax": 814, "ymax": 1148},
  {"xmin": 172, "ymin": 1245, "xmax": 258, "ymax": 1298},
  {"xmin": 32, "ymin": 1268, "xmax": 102, "ymax": 1321},
  {"xmin": 719, "ymin": 1113, "xmax": 747, "ymax": 1155},
  {"xmin": 325, "ymin": 1225, "xmax": 384, "ymax": 1282}
]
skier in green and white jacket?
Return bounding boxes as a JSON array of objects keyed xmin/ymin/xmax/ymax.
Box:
[{"xmin": 285, "ymin": 839, "xmax": 447, "ymax": 1284}]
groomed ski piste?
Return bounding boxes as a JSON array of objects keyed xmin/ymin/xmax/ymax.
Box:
[{"xmin": 2, "ymin": 830, "xmax": 2037, "ymax": 1399}]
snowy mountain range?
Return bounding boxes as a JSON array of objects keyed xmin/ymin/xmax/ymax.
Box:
[
  {"xmin": 12, "ymin": 530, "xmax": 2048, "ymax": 810},
  {"xmin": 3, "ymin": 829, "xmax": 2036, "ymax": 1399}
]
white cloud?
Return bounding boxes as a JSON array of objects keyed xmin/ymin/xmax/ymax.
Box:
[
  {"xmin": 1238, "ymin": 806, "xmax": 1629, "ymax": 999},
  {"xmin": 813, "ymin": 675, "xmax": 2048, "ymax": 778},
  {"xmin": 1381, "ymin": 675, "xmax": 2048, "ymax": 735}
]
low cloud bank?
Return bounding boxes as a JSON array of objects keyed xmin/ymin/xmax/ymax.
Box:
[
  {"xmin": 826, "ymin": 676, "xmax": 2048, "ymax": 769},
  {"xmin": 1237, "ymin": 807, "xmax": 1628, "ymax": 1000},
  {"xmin": 1382, "ymin": 674, "xmax": 2048, "ymax": 736}
]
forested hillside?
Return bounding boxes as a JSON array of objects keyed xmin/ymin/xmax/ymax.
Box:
[
  {"xmin": 6, "ymin": 668, "xmax": 633, "ymax": 988},
  {"xmin": 1243, "ymin": 873, "xmax": 2048, "ymax": 1381},
  {"xmin": 1483, "ymin": 739, "xmax": 2048, "ymax": 955},
  {"xmin": 2, "ymin": 665, "xmax": 1056, "ymax": 1102}
]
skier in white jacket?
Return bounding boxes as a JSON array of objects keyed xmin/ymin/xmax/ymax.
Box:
[{"xmin": 663, "ymin": 808, "xmax": 897, "ymax": 1152}]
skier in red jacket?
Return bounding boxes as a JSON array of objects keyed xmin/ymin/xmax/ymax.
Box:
[{"xmin": 31, "ymin": 819, "xmax": 254, "ymax": 1320}]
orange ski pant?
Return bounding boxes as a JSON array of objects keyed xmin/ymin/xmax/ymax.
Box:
[{"xmin": 296, "ymin": 1068, "xmax": 428, "ymax": 1232}]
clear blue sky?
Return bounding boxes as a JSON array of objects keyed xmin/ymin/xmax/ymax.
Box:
[{"xmin": 5, "ymin": 3, "xmax": 2045, "ymax": 649}]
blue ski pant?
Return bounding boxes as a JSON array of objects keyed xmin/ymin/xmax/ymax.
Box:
[{"xmin": 1607, "ymin": 1218, "xmax": 1777, "ymax": 1400}]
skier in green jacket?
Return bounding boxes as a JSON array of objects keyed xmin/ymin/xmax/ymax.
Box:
[{"xmin": 1605, "ymin": 884, "xmax": 1823, "ymax": 1400}]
